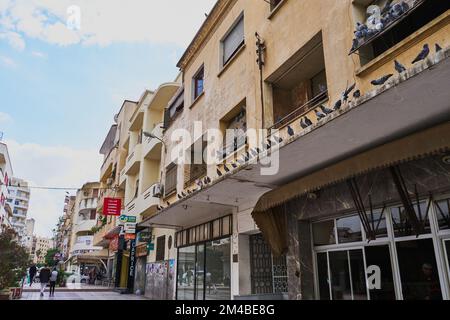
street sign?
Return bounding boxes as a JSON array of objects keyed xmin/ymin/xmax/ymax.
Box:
[
  {"xmin": 147, "ymin": 243, "xmax": 155, "ymax": 251},
  {"xmin": 125, "ymin": 229, "xmax": 136, "ymax": 234},
  {"xmin": 125, "ymin": 233, "xmax": 136, "ymax": 241},
  {"xmin": 124, "ymin": 222, "xmax": 137, "ymax": 229},
  {"xmin": 119, "ymin": 215, "xmax": 137, "ymax": 223},
  {"xmin": 103, "ymin": 198, "xmax": 122, "ymax": 216},
  {"xmin": 138, "ymin": 231, "xmax": 151, "ymax": 242}
]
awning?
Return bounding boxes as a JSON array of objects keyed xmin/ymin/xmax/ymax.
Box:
[{"xmin": 252, "ymin": 122, "xmax": 450, "ymax": 256}]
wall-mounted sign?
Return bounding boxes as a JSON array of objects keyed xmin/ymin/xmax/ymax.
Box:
[
  {"xmin": 103, "ymin": 198, "xmax": 122, "ymax": 216},
  {"xmin": 136, "ymin": 244, "xmax": 148, "ymax": 257},
  {"xmin": 147, "ymin": 243, "xmax": 155, "ymax": 251},
  {"xmin": 125, "ymin": 233, "xmax": 136, "ymax": 241},
  {"xmin": 138, "ymin": 231, "xmax": 151, "ymax": 243},
  {"xmin": 119, "ymin": 215, "xmax": 136, "ymax": 224}
]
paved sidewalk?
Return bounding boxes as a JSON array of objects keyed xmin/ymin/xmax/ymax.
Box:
[
  {"xmin": 21, "ymin": 290, "xmax": 149, "ymax": 300},
  {"xmin": 23, "ymin": 282, "xmax": 112, "ymax": 292}
]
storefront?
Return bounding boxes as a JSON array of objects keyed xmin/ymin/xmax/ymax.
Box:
[
  {"xmin": 313, "ymin": 195, "xmax": 450, "ymax": 300},
  {"xmin": 175, "ymin": 215, "xmax": 232, "ymax": 300}
]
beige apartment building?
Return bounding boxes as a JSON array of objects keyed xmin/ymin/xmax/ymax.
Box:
[
  {"xmin": 135, "ymin": 0, "xmax": 450, "ymax": 301},
  {"xmin": 32, "ymin": 236, "xmax": 53, "ymax": 265}
]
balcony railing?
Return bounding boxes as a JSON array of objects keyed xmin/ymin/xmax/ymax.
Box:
[{"xmin": 269, "ymin": 90, "xmax": 329, "ymax": 131}]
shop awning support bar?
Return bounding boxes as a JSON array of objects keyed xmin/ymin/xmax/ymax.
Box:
[
  {"xmin": 347, "ymin": 178, "xmax": 376, "ymax": 241},
  {"xmin": 390, "ymin": 165, "xmax": 423, "ymax": 237}
]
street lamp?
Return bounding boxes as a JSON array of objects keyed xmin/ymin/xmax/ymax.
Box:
[{"xmin": 143, "ymin": 131, "xmax": 166, "ymax": 146}]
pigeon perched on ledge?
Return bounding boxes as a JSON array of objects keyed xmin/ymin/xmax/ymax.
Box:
[
  {"xmin": 353, "ymin": 90, "xmax": 361, "ymax": 99},
  {"xmin": 371, "ymin": 74, "xmax": 393, "ymax": 86},
  {"xmin": 436, "ymin": 43, "xmax": 442, "ymax": 52},
  {"xmin": 394, "ymin": 60, "xmax": 406, "ymax": 73},
  {"xmin": 287, "ymin": 125, "xmax": 295, "ymax": 137},
  {"xmin": 333, "ymin": 100, "xmax": 342, "ymax": 110},
  {"xmin": 342, "ymin": 83, "xmax": 356, "ymax": 102},
  {"xmin": 320, "ymin": 105, "xmax": 333, "ymax": 115},
  {"xmin": 315, "ymin": 109, "xmax": 326, "ymax": 121},
  {"xmin": 412, "ymin": 44, "xmax": 430, "ymax": 64}
]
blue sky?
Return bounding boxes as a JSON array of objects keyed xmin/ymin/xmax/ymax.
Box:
[{"xmin": 0, "ymin": 0, "xmax": 216, "ymax": 237}]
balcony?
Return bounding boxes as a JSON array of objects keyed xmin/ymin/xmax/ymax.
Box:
[
  {"xmin": 124, "ymin": 143, "xmax": 142, "ymax": 175},
  {"xmin": 100, "ymin": 147, "xmax": 117, "ymax": 183},
  {"xmin": 75, "ymin": 219, "xmax": 96, "ymax": 233},
  {"xmin": 79, "ymin": 198, "xmax": 98, "ymax": 212},
  {"xmin": 12, "ymin": 211, "xmax": 27, "ymax": 219},
  {"xmin": 119, "ymin": 167, "xmax": 127, "ymax": 188},
  {"xmin": 13, "ymin": 202, "xmax": 29, "ymax": 210},
  {"xmin": 142, "ymin": 123, "xmax": 164, "ymax": 159},
  {"xmin": 124, "ymin": 183, "xmax": 161, "ymax": 219}
]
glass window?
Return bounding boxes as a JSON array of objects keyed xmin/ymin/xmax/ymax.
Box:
[
  {"xmin": 177, "ymin": 245, "xmax": 196, "ymax": 300},
  {"xmin": 156, "ymin": 236, "xmax": 166, "ymax": 261},
  {"xmin": 317, "ymin": 252, "xmax": 330, "ymax": 300},
  {"xmin": 193, "ymin": 66, "xmax": 204, "ymax": 100},
  {"xmin": 195, "ymin": 244, "xmax": 205, "ymax": 300},
  {"xmin": 222, "ymin": 15, "xmax": 244, "ymax": 65},
  {"xmin": 366, "ymin": 209, "xmax": 388, "ymax": 239},
  {"xmin": 365, "ymin": 245, "xmax": 396, "ymax": 300},
  {"xmin": 313, "ymin": 220, "xmax": 336, "ymax": 246},
  {"xmin": 391, "ymin": 202, "xmax": 431, "ymax": 237},
  {"xmin": 205, "ymin": 238, "xmax": 231, "ymax": 300},
  {"xmin": 212, "ymin": 219, "xmax": 221, "ymax": 239},
  {"xmin": 444, "ymin": 240, "xmax": 450, "ymax": 277},
  {"xmin": 336, "ymin": 215, "xmax": 362, "ymax": 244},
  {"xmin": 396, "ymin": 239, "xmax": 442, "ymax": 300},
  {"xmin": 434, "ymin": 199, "xmax": 450, "ymax": 231},
  {"xmin": 349, "ymin": 250, "xmax": 368, "ymax": 300},
  {"xmin": 329, "ymin": 251, "xmax": 352, "ymax": 300}
]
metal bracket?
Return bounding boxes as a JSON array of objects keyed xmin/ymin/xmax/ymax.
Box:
[{"xmin": 347, "ymin": 178, "xmax": 376, "ymax": 241}]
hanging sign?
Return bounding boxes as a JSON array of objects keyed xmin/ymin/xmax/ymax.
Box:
[{"xmin": 103, "ymin": 198, "xmax": 122, "ymax": 216}]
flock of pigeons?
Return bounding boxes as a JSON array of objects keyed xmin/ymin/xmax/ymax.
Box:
[{"xmin": 350, "ymin": 0, "xmax": 414, "ymax": 53}]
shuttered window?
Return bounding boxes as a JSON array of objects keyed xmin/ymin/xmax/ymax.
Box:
[
  {"xmin": 222, "ymin": 15, "xmax": 244, "ymax": 66},
  {"xmin": 156, "ymin": 235, "xmax": 166, "ymax": 261},
  {"xmin": 165, "ymin": 163, "xmax": 177, "ymax": 196}
]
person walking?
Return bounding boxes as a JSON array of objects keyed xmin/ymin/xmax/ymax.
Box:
[
  {"xmin": 39, "ymin": 265, "xmax": 51, "ymax": 297},
  {"xmin": 49, "ymin": 267, "xmax": 58, "ymax": 297},
  {"xmin": 29, "ymin": 264, "xmax": 37, "ymax": 287}
]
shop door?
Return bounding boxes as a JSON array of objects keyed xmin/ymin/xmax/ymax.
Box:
[
  {"xmin": 364, "ymin": 245, "xmax": 396, "ymax": 300},
  {"xmin": 317, "ymin": 249, "xmax": 368, "ymax": 300},
  {"xmin": 120, "ymin": 255, "xmax": 129, "ymax": 288}
]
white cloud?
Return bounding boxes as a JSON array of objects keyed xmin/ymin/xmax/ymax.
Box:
[
  {"xmin": 0, "ymin": 0, "xmax": 216, "ymax": 48},
  {"xmin": 0, "ymin": 55, "xmax": 17, "ymax": 67},
  {"xmin": 5, "ymin": 139, "xmax": 102, "ymax": 238},
  {"xmin": 0, "ymin": 111, "xmax": 13, "ymax": 125},
  {"xmin": 31, "ymin": 50, "xmax": 47, "ymax": 58},
  {"xmin": 0, "ymin": 31, "xmax": 26, "ymax": 50}
]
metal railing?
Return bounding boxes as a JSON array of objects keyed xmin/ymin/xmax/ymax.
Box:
[{"xmin": 269, "ymin": 90, "xmax": 329, "ymax": 131}]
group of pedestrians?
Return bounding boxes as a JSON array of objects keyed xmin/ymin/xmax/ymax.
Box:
[{"xmin": 28, "ymin": 263, "xmax": 59, "ymax": 297}]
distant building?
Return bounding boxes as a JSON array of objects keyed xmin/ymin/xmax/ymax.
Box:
[
  {"xmin": 32, "ymin": 236, "xmax": 54, "ymax": 265},
  {"xmin": 7, "ymin": 177, "xmax": 31, "ymax": 245},
  {"xmin": 0, "ymin": 142, "xmax": 13, "ymax": 233},
  {"xmin": 23, "ymin": 218, "xmax": 35, "ymax": 255}
]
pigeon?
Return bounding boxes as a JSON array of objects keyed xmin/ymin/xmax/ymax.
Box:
[
  {"xmin": 256, "ymin": 147, "xmax": 262, "ymax": 154},
  {"xmin": 333, "ymin": 100, "xmax": 342, "ymax": 110},
  {"xmin": 320, "ymin": 105, "xmax": 333, "ymax": 115},
  {"xmin": 271, "ymin": 136, "xmax": 282, "ymax": 144},
  {"xmin": 304, "ymin": 116, "xmax": 313, "ymax": 127},
  {"xmin": 394, "ymin": 60, "xmax": 406, "ymax": 73},
  {"xmin": 287, "ymin": 126, "xmax": 295, "ymax": 137},
  {"xmin": 412, "ymin": 44, "xmax": 430, "ymax": 64},
  {"xmin": 177, "ymin": 194, "xmax": 182, "ymax": 200},
  {"xmin": 354, "ymin": 22, "xmax": 368, "ymax": 39},
  {"xmin": 371, "ymin": 74, "xmax": 393, "ymax": 86},
  {"xmin": 181, "ymin": 191, "xmax": 187, "ymax": 197},
  {"xmin": 300, "ymin": 118, "xmax": 309, "ymax": 129},
  {"xmin": 166, "ymin": 201, "xmax": 171, "ymax": 206},
  {"xmin": 342, "ymin": 83, "xmax": 356, "ymax": 102},
  {"xmin": 206, "ymin": 176, "xmax": 211, "ymax": 184},
  {"xmin": 223, "ymin": 165, "xmax": 230, "ymax": 173},
  {"xmin": 350, "ymin": 38, "xmax": 359, "ymax": 53},
  {"xmin": 216, "ymin": 169, "xmax": 223, "ymax": 177},
  {"xmin": 157, "ymin": 206, "xmax": 162, "ymax": 211},
  {"xmin": 187, "ymin": 189, "xmax": 192, "ymax": 195},
  {"xmin": 381, "ymin": 0, "xmax": 393, "ymax": 16},
  {"xmin": 390, "ymin": 2, "xmax": 406, "ymax": 19},
  {"xmin": 315, "ymin": 109, "xmax": 326, "ymax": 121},
  {"xmin": 231, "ymin": 163, "xmax": 238, "ymax": 169},
  {"xmin": 435, "ymin": 43, "xmax": 442, "ymax": 52},
  {"xmin": 353, "ymin": 90, "xmax": 361, "ymax": 99}
]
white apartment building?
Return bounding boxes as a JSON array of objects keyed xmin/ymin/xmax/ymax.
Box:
[
  {"xmin": 33, "ymin": 236, "xmax": 54, "ymax": 264},
  {"xmin": 23, "ymin": 218, "xmax": 35, "ymax": 255},
  {"xmin": 0, "ymin": 142, "xmax": 13, "ymax": 233},
  {"xmin": 7, "ymin": 177, "xmax": 31, "ymax": 244}
]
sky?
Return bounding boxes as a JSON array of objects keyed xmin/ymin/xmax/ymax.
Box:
[{"xmin": 0, "ymin": 0, "xmax": 216, "ymax": 238}]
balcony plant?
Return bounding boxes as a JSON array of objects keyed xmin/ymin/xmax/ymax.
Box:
[{"xmin": 0, "ymin": 227, "xmax": 29, "ymax": 300}]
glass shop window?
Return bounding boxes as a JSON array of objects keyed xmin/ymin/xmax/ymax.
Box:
[
  {"xmin": 336, "ymin": 215, "xmax": 362, "ymax": 244},
  {"xmin": 391, "ymin": 202, "xmax": 430, "ymax": 237},
  {"xmin": 313, "ymin": 220, "xmax": 336, "ymax": 246},
  {"xmin": 434, "ymin": 198, "xmax": 450, "ymax": 231},
  {"xmin": 366, "ymin": 208, "xmax": 389, "ymax": 239}
]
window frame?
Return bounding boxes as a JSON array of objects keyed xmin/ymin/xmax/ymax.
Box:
[
  {"xmin": 220, "ymin": 13, "xmax": 245, "ymax": 68},
  {"xmin": 165, "ymin": 163, "xmax": 178, "ymax": 197},
  {"xmin": 192, "ymin": 65, "xmax": 205, "ymax": 102}
]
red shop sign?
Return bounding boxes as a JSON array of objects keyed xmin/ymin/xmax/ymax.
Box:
[{"xmin": 103, "ymin": 198, "xmax": 122, "ymax": 216}]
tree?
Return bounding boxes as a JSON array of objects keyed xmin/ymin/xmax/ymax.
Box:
[
  {"xmin": 44, "ymin": 248, "xmax": 59, "ymax": 267},
  {"xmin": 0, "ymin": 228, "xmax": 30, "ymax": 290}
]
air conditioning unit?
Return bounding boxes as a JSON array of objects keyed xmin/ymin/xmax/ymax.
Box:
[{"xmin": 152, "ymin": 183, "xmax": 163, "ymax": 198}]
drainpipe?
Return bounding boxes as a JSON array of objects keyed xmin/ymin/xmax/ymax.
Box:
[{"xmin": 256, "ymin": 32, "xmax": 266, "ymax": 132}]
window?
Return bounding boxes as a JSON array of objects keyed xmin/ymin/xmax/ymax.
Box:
[
  {"xmin": 336, "ymin": 215, "xmax": 362, "ymax": 243},
  {"xmin": 92, "ymin": 188, "xmax": 99, "ymax": 198},
  {"xmin": 164, "ymin": 86, "xmax": 184, "ymax": 128},
  {"xmin": 193, "ymin": 65, "xmax": 204, "ymax": 100},
  {"xmin": 165, "ymin": 163, "xmax": 177, "ymax": 196},
  {"xmin": 434, "ymin": 198, "xmax": 450, "ymax": 231},
  {"xmin": 185, "ymin": 139, "xmax": 207, "ymax": 186},
  {"xmin": 220, "ymin": 104, "xmax": 247, "ymax": 160},
  {"xmin": 89, "ymin": 209, "xmax": 96, "ymax": 220},
  {"xmin": 156, "ymin": 235, "xmax": 166, "ymax": 261},
  {"xmin": 134, "ymin": 178, "xmax": 139, "ymax": 199},
  {"xmin": 221, "ymin": 14, "xmax": 244, "ymax": 66},
  {"xmin": 313, "ymin": 220, "xmax": 336, "ymax": 246}
]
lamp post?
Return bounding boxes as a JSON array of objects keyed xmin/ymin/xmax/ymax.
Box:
[{"xmin": 142, "ymin": 131, "xmax": 166, "ymax": 147}]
